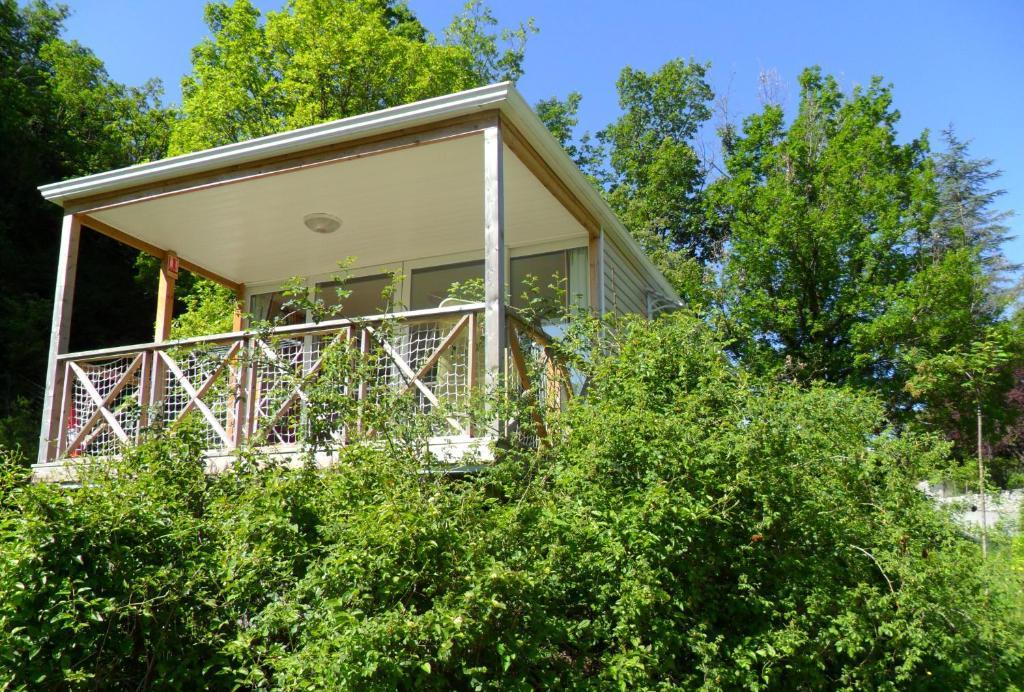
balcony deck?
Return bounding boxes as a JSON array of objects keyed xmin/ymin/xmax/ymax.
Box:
[{"xmin": 33, "ymin": 303, "xmax": 564, "ymax": 482}]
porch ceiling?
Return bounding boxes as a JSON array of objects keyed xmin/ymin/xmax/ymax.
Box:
[{"xmin": 84, "ymin": 133, "xmax": 586, "ymax": 286}]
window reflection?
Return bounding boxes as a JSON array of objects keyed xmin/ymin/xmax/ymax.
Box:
[
  {"xmin": 317, "ymin": 274, "xmax": 394, "ymax": 318},
  {"xmin": 410, "ymin": 261, "xmax": 484, "ymax": 311}
]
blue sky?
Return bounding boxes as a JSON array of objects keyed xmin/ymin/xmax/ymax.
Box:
[{"xmin": 60, "ymin": 0, "xmax": 1024, "ymax": 267}]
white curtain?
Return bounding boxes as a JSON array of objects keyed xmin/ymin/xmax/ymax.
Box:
[{"xmin": 567, "ymin": 247, "xmax": 589, "ymax": 309}]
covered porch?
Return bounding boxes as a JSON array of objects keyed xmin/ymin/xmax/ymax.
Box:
[{"xmin": 35, "ymin": 84, "xmax": 601, "ymax": 474}]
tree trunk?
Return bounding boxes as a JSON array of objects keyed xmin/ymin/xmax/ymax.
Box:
[{"xmin": 977, "ymin": 403, "xmax": 987, "ymax": 558}]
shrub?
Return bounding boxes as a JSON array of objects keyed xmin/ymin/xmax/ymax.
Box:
[{"xmin": 1, "ymin": 313, "xmax": 1021, "ymax": 688}]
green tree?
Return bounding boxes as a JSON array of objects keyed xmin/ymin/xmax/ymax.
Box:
[
  {"xmin": 851, "ymin": 127, "xmax": 1022, "ymax": 468},
  {"xmin": 535, "ymin": 60, "xmax": 720, "ymax": 303},
  {"xmin": 170, "ymin": 0, "xmax": 534, "ymax": 154},
  {"xmin": 929, "ymin": 127, "xmax": 1018, "ymax": 293},
  {"xmin": 0, "ymin": 0, "xmax": 172, "ymax": 457},
  {"xmin": 906, "ymin": 327, "xmax": 1013, "ymax": 555},
  {"xmin": 601, "ymin": 59, "xmax": 720, "ymax": 264},
  {"xmin": 711, "ymin": 67, "xmax": 934, "ymax": 382}
]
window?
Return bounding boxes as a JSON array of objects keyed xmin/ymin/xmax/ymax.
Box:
[
  {"xmin": 510, "ymin": 248, "xmax": 588, "ymax": 311},
  {"xmin": 408, "ymin": 248, "xmax": 590, "ymax": 314},
  {"xmin": 249, "ymin": 290, "xmax": 305, "ymax": 325},
  {"xmin": 410, "ymin": 260, "xmax": 484, "ymax": 311},
  {"xmin": 317, "ymin": 273, "xmax": 394, "ymax": 319}
]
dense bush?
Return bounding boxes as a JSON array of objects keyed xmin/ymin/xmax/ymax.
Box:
[{"xmin": 2, "ymin": 314, "xmax": 1022, "ymax": 688}]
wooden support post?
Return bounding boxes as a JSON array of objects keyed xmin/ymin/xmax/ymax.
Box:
[
  {"xmin": 151, "ymin": 252, "xmax": 178, "ymax": 424},
  {"xmin": 38, "ymin": 214, "xmax": 81, "ymax": 465},
  {"xmin": 232, "ymin": 285, "xmax": 245, "ymax": 332},
  {"xmin": 588, "ymin": 230, "xmax": 601, "ymax": 315},
  {"xmin": 483, "ymin": 124, "xmax": 506, "ymax": 391},
  {"xmin": 467, "ymin": 311, "xmax": 479, "ymax": 437},
  {"xmin": 155, "ymin": 251, "xmax": 178, "ymax": 342},
  {"xmin": 225, "ymin": 285, "xmax": 246, "ymax": 446},
  {"xmin": 137, "ymin": 351, "xmax": 152, "ymax": 436},
  {"xmin": 357, "ymin": 328, "xmax": 370, "ymax": 434}
]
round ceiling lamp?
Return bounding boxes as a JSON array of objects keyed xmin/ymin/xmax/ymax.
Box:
[{"xmin": 303, "ymin": 212, "xmax": 342, "ymax": 234}]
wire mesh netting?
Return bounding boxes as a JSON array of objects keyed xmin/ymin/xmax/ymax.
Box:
[
  {"xmin": 368, "ymin": 318, "xmax": 475, "ymax": 411},
  {"xmin": 64, "ymin": 356, "xmax": 144, "ymax": 457},
  {"xmin": 156, "ymin": 344, "xmax": 237, "ymax": 450},
  {"xmin": 251, "ymin": 336, "xmax": 306, "ymax": 445},
  {"xmin": 250, "ymin": 317, "xmax": 477, "ymax": 443}
]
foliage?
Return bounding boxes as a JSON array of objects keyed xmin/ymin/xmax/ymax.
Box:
[
  {"xmin": 535, "ymin": 59, "xmax": 721, "ymax": 304},
  {"xmin": 905, "ymin": 326, "xmax": 1015, "ymax": 444},
  {"xmin": 930, "ymin": 127, "xmax": 1019, "ymax": 294},
  {"xmin": 600, "ymin": 59, "xmax": 721, "ymax": 264},
  {"xmin": 852, "ymin": 249, "xmax": 1003, "ymax": 423},
  {"xmin": 171, "ymin": 279, "xmax": 239, "ymax": 339},
  {"xmin": 535, "ymin": 65, "xmax": 1020, "ymax": 464},
  {"xmin": 2, "ymin": 314, "xmax": 1022, "ymax": 688},
  {"xmin": 0, "ymin": 0, "xmax": 173, "ymax": 459},
  {"xmin": 169, "ymin": 0, "xmax": 535, "ymax": 154},
  {"xmin": 710, "ymin": 67, "xmax": 935, "ymax": 383}
]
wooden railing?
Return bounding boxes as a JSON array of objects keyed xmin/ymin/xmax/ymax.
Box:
[{"xmin": 44, "ymin": 303, "xmax": 564, "ymax": 462}]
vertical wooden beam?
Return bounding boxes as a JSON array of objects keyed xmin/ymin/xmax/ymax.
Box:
[
  {"xmin": 232, "ymin": 285, "xmax": 245, "ymax": 332},
  {"xmin": 588, "ymin": 231, "xmax": 600, "ymax": 314},
  {"xmin": 596, "ymin": 228, "xmax": 606, "ymax": 315},
  {"xmin": 357, "ymin": 327, "xmax": 370, "ymax": 434},
  {"xmin": 483, "ymin": 125, "xmax": 506, "ymax": 390},
  {"xmin": 38, "ymin": 214, "xmax": 81, "ymax": 464},
  {"xmin": 151, "ymin": 252, "xmax": 178, "ymax": 425},
  {"xmin": 155, "ymin": 251, "xmax": 178, "ymax": 342},
  {"xmin": 231, "ymin": 338, "xmax": 250, "ymax": 449},
  {"xmin": 226, "ymin": 285, "xmax": 246, "ymax": 446},
  {"xmin": 53, "ymin": 361, "xmax": 74, "ymax": 459}
]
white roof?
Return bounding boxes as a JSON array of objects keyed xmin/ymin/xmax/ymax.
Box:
[{"xmin": 40, "ymin": 82, "xmax": 677, "ymax": 300}]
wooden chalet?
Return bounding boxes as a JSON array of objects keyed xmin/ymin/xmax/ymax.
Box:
[{"xmin": 33, "ymin": 82, "xmax": 679, "ymax": 480}]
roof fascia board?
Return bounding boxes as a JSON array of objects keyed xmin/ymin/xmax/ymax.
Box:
[{"xmin": 39, "ymin": 82, "xmax": 513, "ymax": 205}]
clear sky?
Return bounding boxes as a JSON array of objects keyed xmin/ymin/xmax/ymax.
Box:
[{"xmin": 60, "ymin": 0, "xmax": 1024, "ymax": 268}]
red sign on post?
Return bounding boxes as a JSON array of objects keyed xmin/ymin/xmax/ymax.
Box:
[{"xmin": 165, "ymin": 252, "xmax": 179, "ymax": 279}]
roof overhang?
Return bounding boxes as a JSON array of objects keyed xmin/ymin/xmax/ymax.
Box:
[{"xmin": 39, "ymin": 82, "xmax": 679, "ymax": 301}]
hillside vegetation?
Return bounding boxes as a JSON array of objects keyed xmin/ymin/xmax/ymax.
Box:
[{"xmin": 2, "ymin": 314, "xmax": 1022, "ymax": 688}]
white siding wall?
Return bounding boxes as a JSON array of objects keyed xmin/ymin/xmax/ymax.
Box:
[{"xmin": 602, "ymin": 235, "xmax": 650, "ymax": 317}]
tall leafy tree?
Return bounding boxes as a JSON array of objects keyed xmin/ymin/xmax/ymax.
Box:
[
  {"xmin": 0, "ymin": 0, "xmax": 171, "ymax": 457},
  {"xmin": 711, "ymin": 67, "xmax": 934, "ymax": 382},
  {"xmin": 535, "ymin": 60, "xmax": 719, "ymax": 302},
  {"xmin": 852, "ymin": 249, "xmax": 1006, "ymax": 416},
  {"xmin": 600, "ymin": 59, "xmax": 719, "ymax": 264},
  {"xmin": 908, "ymin": 326, "xmax": 1014, "ymax": 554},
  {"xmin": 170, "ymin": 0, "xmax": 534, "ymax": 154},
  {"xmin": 852, "ymin": 129, "xmax": 1021, "ymax": 467}
]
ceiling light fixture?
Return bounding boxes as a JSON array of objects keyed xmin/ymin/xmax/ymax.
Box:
[{"xmin": 303, "ymin": 212, "xmax": 342, "ymax": 234}]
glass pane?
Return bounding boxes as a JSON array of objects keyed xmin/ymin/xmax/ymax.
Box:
[
  {"xmin": 249, "ymin": 291, "xmax": 305, "ymax": 325},
  {"xmin": 410, "ymin": 260, "xmax": 484, "ymax": 310},
  {"xmin": 317, "ymin": 274, "xmax": 393, "ymax": 318},
  {"xmin": 510, "ymin": 251, "xmax": 567, "ymax": 310}
]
